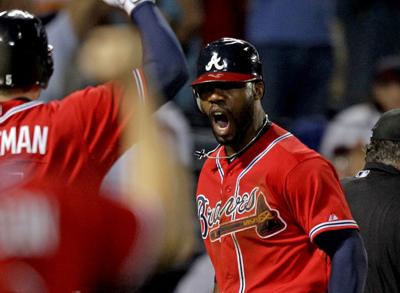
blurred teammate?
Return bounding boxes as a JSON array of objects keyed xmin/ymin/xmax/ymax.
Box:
[
  {"xmin": 0, "ymin": 0, "xmax": 188, "ymax": 192},
  {"xmin": 0, "ymin": 1, "xmax": 188, "ymax": 290},
  {"xmin": 191, "ymin": 37, "xmax": 367, "ymax": 292},
  {"xmin": 342, "ymin": 109, "xmax": 400, "ymax": 293},
  {"xmin": 0, "ymin": 177, "xmax": 140, "ymax": 292}
]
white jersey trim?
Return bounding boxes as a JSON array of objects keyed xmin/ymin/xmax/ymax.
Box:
[
  {"xmin": 132, "ymin": 68, "xmax": 146, "ymax": 104},
  {"xmin": 0, "ymin": 101, "xmax": 44, "ymax": 124},
  {"xmin": 232, "ymin": 234, "xmax": 246, "ymax": 293},
  {"xmin": 309, "ymin": 220, "xmax": 359, "ymax": 241},
  {"xmin": 233, "ymin": 132, "xmax": 292, "ymax": 220},
  {"xmin": 216, "ymin": 148, "xmax": 224, "ymax": 182}
]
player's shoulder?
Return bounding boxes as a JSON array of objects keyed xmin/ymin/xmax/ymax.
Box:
[
  {"xmin": 0, "ymin": 100, "xmax": 49, "ymax": 124},
  {"xmin": 267, "ymin": 123, "xmax": 322, "ymax": 164},
  {"xmin": 44, "ymin": 82, "xmax": 122, "ymax": 111},
  {"xmin": 259, "ymin": 123, "xmax": 339, "ymax": 183},
  {"xmin": 66, "ymin": 82, "xmax": 119, "ymax": 100}
]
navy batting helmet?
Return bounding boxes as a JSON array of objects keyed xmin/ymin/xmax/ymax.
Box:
[
  {"xmin": 0, "ymin": 10, "xmax": 53, "ymax": 89},
  {"xmin": 192, "ymin": 37, "xmax": 263, "ymax": 86}
]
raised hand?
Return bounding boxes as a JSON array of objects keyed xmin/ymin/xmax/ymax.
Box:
[{"xmin": 102, "ymin": 0, "xmax": 155, "ymax": 16}]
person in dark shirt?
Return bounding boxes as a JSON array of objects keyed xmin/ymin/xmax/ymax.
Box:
[{"xmin": 342, "ymin": 108, "xmax": 400, "ymax": 293}]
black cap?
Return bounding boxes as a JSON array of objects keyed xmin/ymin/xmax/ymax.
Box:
[
  {"xmin": 371, "ymin": 108, "xmax": 400, "ymax": 141},
  {"xmin": 192, "ymin": 38, "xmax": 262, "ymax": 86}
]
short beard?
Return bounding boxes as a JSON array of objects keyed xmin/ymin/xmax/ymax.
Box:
[{"xmin": 218, "ymin": 100, "xmax": 255, "ymax": 149}]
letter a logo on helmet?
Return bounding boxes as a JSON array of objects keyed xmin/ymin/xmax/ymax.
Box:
[
  {"xmin": 192, "ymin": 37, "xmax": 263, "ymax": 86},
  {"xmin": 205, "ymin": 52, "xmax": 226, "ymax": 71}
]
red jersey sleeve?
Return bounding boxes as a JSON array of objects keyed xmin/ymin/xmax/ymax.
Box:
[
  {"xmin": 53, "ymin": 69, "xmax": 148, "ymax": 168},
  {"xmin": 284, "ymin": 157, "xmax": 359, "ymax": 242}
]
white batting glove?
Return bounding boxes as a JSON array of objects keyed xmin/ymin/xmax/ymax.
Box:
[{"xmin": 102, "ymin": 0, "xmax": 155, "ymax": 16}]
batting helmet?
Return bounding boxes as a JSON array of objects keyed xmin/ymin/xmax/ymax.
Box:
[
  {"xmin": 0, "ymin": 10, "xmax": 53, "ymax": 89},
  {"xmin": 191, "ymin": 37, "xmax": 263, "ymax": 86}
]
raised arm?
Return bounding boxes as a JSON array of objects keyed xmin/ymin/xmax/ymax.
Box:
[
  {"xmin": 42, "ymin": 0, "xmax": 188, "ymax": 103},
  {"xmin": 105, "ymin": 0, "xmax": 189, "ymax": 100}
]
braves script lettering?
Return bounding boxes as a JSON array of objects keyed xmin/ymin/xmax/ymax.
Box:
[
  {"xmin": 197, "ymin": 187, "xmax": 260, "ymax": 239},
  {"xmin": 197, "ymin": 187, "xmax": 287, "ymax": 241}
]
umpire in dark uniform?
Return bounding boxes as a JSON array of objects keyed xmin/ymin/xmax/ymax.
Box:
[{"xmin": 342, "ymin": 108, "xmax": 400, "ymax": 293}]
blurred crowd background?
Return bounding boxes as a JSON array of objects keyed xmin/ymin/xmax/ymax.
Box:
[{"xmin": 1, "ymin": 0, "xmax": 400, "ymax": 292}]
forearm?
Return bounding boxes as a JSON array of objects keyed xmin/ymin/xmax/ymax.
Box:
[
  {"xmin": 131, "ymin": 3, "xmax": 189, "ymax": 100},
  {"xmin": 327, "ymin": 232, "xmax": 368, "ymax": 293}
]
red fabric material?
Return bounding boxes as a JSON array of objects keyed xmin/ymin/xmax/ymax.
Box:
[{"xmin": 0, "ymin": 79, "xmax": 142, "ymax": 194}]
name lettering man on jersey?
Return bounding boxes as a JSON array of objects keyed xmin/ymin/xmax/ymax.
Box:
[
  {"xmin": 0, "ymin": 0, "xmax": 188, "ymax": 192},
  {"xmin": 191, "ymin": 38, "xmax": 367, "ymax": 293}
]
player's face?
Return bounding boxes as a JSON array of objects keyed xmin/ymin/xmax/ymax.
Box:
[{"xmin": 196, "ymin": 81, "xmax": 257, "ymax": 146}]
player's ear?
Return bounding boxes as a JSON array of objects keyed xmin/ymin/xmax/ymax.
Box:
[
  {"xmin": 253, "ymin": 81, "xmax": 264, "ymax": 101},
  {"xmin": 192, "ymin": 88, "xmax": 205, "ymax": 113}
]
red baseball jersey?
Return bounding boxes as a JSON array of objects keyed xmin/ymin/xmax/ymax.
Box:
[
  {"xmin": 196, "ymin": 123, "xmax": 359, "ymax": 293},
  {"xmin": 0, "ymin": 182, "xmax": 138, "ymax": 293},
  {"xmin": 0, "ymin": 69, "xmax": 146, "ymax": 192}
]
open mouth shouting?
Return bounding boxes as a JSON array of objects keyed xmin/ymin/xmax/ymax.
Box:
[{"xmin": 210, "ymin": 109, "xmax": 232, "ymax": 140}]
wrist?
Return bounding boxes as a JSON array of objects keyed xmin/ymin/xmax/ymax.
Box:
[{"xmin": 125, "ymin": 0, "xmax": 155, "ymax": 16}]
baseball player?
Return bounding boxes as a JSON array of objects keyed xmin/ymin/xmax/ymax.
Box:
[
  {"xmin": 191, "ymin": 38, "xmax": 367, "ymax": 293},
  {"xmin": 0, "ymin": 0, "xmax": 188, "ymax": 192}
]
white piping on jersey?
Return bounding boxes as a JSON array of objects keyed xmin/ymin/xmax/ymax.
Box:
[
  {"xmin": 232, "ymin": 234, "xmax": 246, "ymax": 293},
  {"xmin": 0, "ymin": 101, "xmax": 44, "ymax": 124},
  {"xmin": 215, "ymin": 131, "xmax": 293, "ymax": 293},
  {"xmin": 132, "ymin": 68, "xmax": 146, "ymax": 104},
  {"xmin": 309, "ymin": 220, "xmax": 358, "ymax": 241},
  {"xmin": 216, "ymin": 147, "xmax": 224, "ymax": 182},
  {"xmin": 232, "ymin": 132, "xmax": 292, "ymax": 220},
  {"xmin": 232, "ymin": 132, "xmax": 293, "ymax": 220}
]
